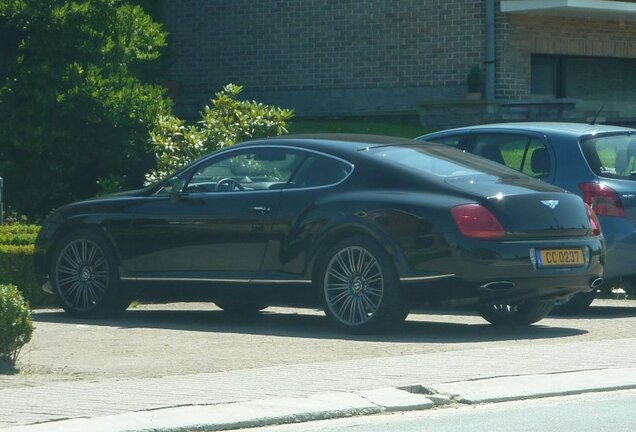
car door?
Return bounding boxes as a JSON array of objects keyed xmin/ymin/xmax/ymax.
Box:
[
  {"xmin": 127, "ymin": 146, "xmax": 305, "ymax": 280},
  {"xmin": 260, "ymin": 151, "xmax": 355, "ymax": 277}
]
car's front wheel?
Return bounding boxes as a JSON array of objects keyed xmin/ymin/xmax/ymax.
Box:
[
  {"xmin": 51, "ymin": 230, "xmax": 128, "ymax": 318},
  {"xmin": 478, "ymin": 300, "xmax": 554, "ymax": 326},
  {"xmin": 318, "ymin": 236, "xmax": 408, "ymax": 333}
]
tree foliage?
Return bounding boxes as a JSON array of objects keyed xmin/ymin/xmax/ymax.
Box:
[
  {"xmin": 0, "ymin": 0, "xmax": 171, "ymax": 216},
  {"xmin": 147, "ymin": 84, "xmax": 294, "ymax": 183}
]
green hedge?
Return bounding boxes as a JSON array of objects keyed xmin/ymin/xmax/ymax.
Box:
[{"xmin": 0, "ymin": 225, "xmax": 54, "ymax": 307}]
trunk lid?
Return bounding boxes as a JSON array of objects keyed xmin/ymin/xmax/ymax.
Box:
[{"xmin": 446, "ymin": 175, "xmax": 591, "ymax": 238}]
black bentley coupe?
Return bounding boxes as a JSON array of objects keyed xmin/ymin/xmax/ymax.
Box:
[{"xmin": 35, "ymin": 135, "xmax": 604, "ymax": 332}]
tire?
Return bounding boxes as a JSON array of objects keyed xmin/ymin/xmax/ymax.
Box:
[
  {"xmin": 551, "ymin": 291, "xmax": 595, "ymax": 315},
  {"xmin": 478, "ymin": 300, "xmax": 554, "ymax": 326},
  {"xmin": 51, "ymin": 230, "xmax": 129, "ymax": 318},
  {"xmin": 318, "ymin": 236, "xmax": 408, "ymax": 333},
  {"xmin": 622, "ymin": 278, "xmax": 636, "ymax": 296}
]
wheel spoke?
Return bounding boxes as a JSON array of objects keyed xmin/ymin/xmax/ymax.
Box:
[
  {"xmin": 330, "ymin": 290, "xmax": 350, "ymax": 306},
  {"xmin": 337, "ymin": 295, "xmax": 353, "ymax": 318},
  {"xmin": 334, "ymin": 254, "xmax": 352, "ymax": 277},
  {"xmin": 361, "ymin": 293, "xmax": 378, "ymax": 313},
  {"xmin": 328, "ymin": 267, "xmax": 349, "ymax": 283}
]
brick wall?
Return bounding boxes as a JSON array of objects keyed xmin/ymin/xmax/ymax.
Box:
[
  {"xmin": 163, "ymin": 1, "xmax": 636, "ymax": 117},
  {"xmin": 496, "ymin": 2, "xmax": 636, "ymax": 99},
  {"xmin": 164, "ymin": 0, "xmax": 486, "ymax": 116}
]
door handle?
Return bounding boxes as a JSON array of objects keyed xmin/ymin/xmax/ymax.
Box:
[{"xmin": 250, "ymin": 206, "xmax": 272, "ymax": 214}]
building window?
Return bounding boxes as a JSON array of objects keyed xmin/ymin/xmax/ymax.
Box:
[{"xmin": 531, "ymin": 55, "xmax": 561, "ymax": 98}]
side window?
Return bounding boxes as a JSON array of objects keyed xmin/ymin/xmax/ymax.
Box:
[
  {"xmin": 288, "ymin": 153, "xmax": 352, "ymax": 189},
  {"xmin": 427, "ymin": 135, "xmax": 462, "ymax": 148},
  {"xmin": 523, "ymin": 139, "xmax": 551, "ymax": 178},
  {"xmin": 473, "ymin": 134, "xmax": 551, "ymax": 178},
  {"xmin": 185, "ymin": 148, "xmax": 305, "ymax": 193}
]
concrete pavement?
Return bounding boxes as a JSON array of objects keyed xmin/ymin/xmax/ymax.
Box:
[
  {"xmin": 2, "ymin": 337, "xmax": 636, "ymax": 431},
  {"xmin": 6, "ymin": 368, "xmax": 636, "ymax": 432}
]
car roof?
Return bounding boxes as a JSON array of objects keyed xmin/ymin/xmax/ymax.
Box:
[
  {"xmin": 425, "ymin": 122, "xmax": 635, "ymax": 137},
  {"xmin": 235, "ymin": 134, "xmax": 420, "ymax": 155}
]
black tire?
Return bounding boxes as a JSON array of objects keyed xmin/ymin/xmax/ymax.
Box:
[
  {"xmin": 622, "ymin": 278, "xmax": 636, "ymax": 296},
  {"xmin": 317, "ymin": 236, "xmax": 408, "ymax": 333},
  {"xmin": 478, "ymin": 300, "xmax": 554, "ymax": 326},
  {"xmin": 51, "ymin": 230, "xmax": 129, "ymax": 318},
  {"xmin": 551, "ymin": 291, "xmax": 595, "ymax": 315}
]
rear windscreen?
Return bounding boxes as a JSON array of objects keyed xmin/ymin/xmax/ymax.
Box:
[
  {"xmin": 581, "ymin": 134, "xmax": 636, "ymax": 179},
  {"xmin": 367, "ymin": 144, "xmax": 523, "ymax": 179}
]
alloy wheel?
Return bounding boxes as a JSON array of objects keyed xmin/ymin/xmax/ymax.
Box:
[
  {"xmin": 55, "ymin": 239, "xmax": 109, "ymax": 311},
  {"xmin": 324, "ymin": 246, "xmax": 384, "ymax": 326}
]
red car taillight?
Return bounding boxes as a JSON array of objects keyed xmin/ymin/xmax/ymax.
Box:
[
  {"xmin": 451, "ymin": 204, "xmax": 505, "ymax": 239},
  {"xmin": 579, "ymin": 182, "xmax": 625, "ymax": 217},
  {"xmin": 585, "ymin": 204, "xmax": 602, "ymax": 236}
]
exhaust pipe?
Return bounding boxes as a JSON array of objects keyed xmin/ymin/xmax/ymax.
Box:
[
  {"xmin": 590, "ymin": 277, "xmax": 604, "ymax": 290},
  {"xmin": 480, "ymin": 281, "xmax": 516, "ymax": 293}
]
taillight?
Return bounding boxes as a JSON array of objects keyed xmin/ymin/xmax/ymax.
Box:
[
  {"xmin": 579, "ymin": 182, "xmax": 625, "ymax": 217},
  {"xmin": 585, "ymin": 204, "xmax": 601, "ymax": 236},
  {"xmin": 451, "ymin": 204, "xmax": 505, "ymax": 239}
]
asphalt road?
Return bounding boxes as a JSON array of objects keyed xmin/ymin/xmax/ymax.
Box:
[
  {"xmin": 250, "ymin": 389, "xmax": 636, "ymax": 432},
  {"xmin": 3, "ymin": 297, "xmax": 635, "ymax": 387}
]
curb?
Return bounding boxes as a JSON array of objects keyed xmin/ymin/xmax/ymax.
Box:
[{"xmin": 6, "ymin": 368, "xmax": 636, "ymax": 432}]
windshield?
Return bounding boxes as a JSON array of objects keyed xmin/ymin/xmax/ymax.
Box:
[{"xmin": 367, "ymin": 144, "xmax": 523, "ymax": 180}]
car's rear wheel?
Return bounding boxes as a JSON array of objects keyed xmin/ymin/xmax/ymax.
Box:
[
  {"xmin": 318, "ymin": 236, "xmax": 408, "ymax": 333},
  {"xmin": 478, "ymin": 300, "xmax": 554, "ymax": 326},
  {"xmin": 622, "ymin": 277, "xmax": 636, "ymax": 296},
  {"xmin": 51, "ymin": 230, "xmax": 129, "ymax": 318},
  {"xmin": 551, "ymin": 291, "xmax": 595, "ymax": 315}
]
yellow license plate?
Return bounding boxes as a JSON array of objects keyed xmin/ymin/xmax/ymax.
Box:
[{"xmin": 536, "ymin": 249, "xmax": 585, "ymax": 268}]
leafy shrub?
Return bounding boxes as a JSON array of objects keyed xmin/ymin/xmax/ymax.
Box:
[
  {"xmin": 146, "ymin": 84, "xmax": 294, "ymax": 183},
  {"xmin": 0, "ymin": 0, "xmax": 172, "ymax": 217},
  {"xmin": 0, "ymin": 284, "xmax": 34, "ymax": 367},
  {"xmin": 0, "ymin": 225, "xmax": 51, "ymax": 307}
]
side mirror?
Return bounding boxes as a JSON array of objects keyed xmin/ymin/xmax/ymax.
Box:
[{"xmin": 165, "ymin": 177, "xmax": 185, "ymax": 203}]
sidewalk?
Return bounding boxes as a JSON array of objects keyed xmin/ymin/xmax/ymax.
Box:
[{"xmin": 2, "ymin": 338, "xmax": 636, "ymax": 430}]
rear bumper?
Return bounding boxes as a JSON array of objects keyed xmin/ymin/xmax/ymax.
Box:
[{"xmin": 401, "ymin": 234, "xmax": 604, "ymax": 304}]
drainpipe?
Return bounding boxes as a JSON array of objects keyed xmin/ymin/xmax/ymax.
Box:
[
  {"xmin": 0, "ymin": 177, "xmax": 3, "ymax": 225},
  {"xmin": 485, "ymin": 0, "xmax": 496, "ymax": 100}
]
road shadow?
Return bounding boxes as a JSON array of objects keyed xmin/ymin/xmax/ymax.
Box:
[
  {"xmin": 33, "ymin": 307, "xmax": 587, "ymax": 344},
  {"xmin": 550, "ymin": 303, "xmax": 636, "ymax": 320}
]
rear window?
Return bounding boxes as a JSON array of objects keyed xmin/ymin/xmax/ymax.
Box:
[
  {"xmin": 581, "ymin": 134, "xmax": 636, "ymax": 179},
  {"xmin": 367, "ymin": 144, "xmax": 523, "ymax": 179}
]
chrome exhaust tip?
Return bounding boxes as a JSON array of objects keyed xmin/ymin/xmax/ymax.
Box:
[
  {"xmin": 590, "ymin": 277, "xmax": 604, "ymax": 290},
  {"xmin": 479, "ymin": 281, "xmax": 516, "ymax": 293}
]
